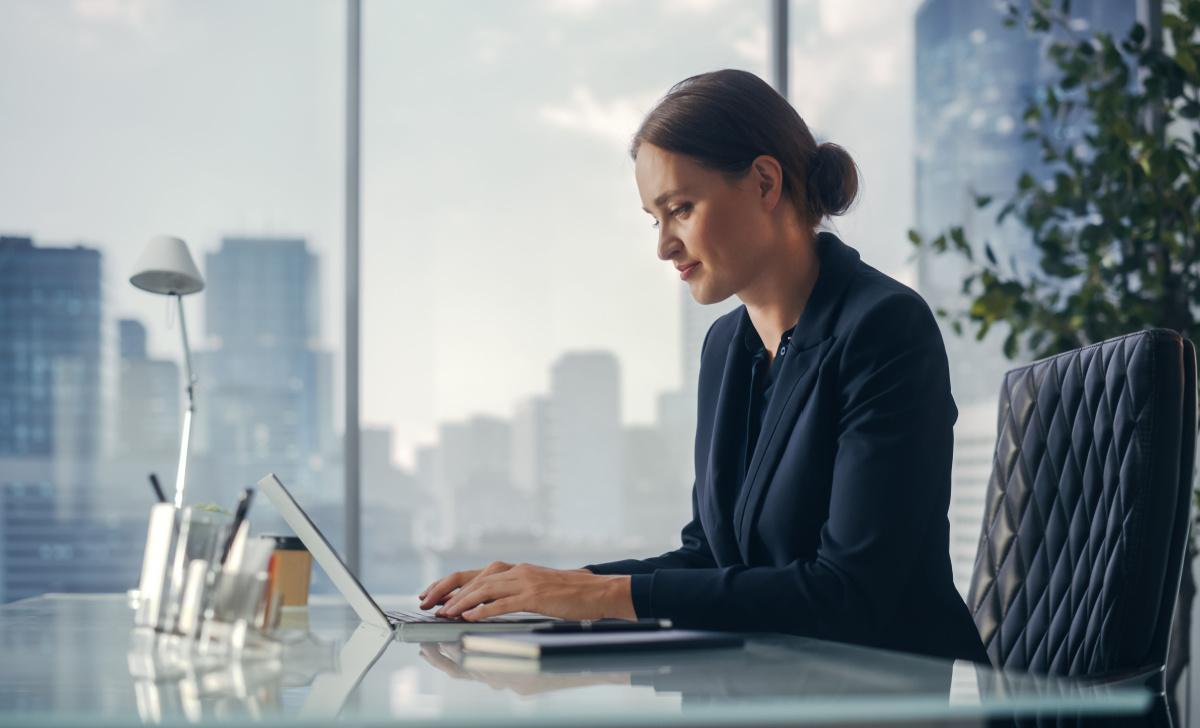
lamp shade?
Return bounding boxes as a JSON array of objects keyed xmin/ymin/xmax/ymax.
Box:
[{"xmin": 130, "ymin": 235, "xmax": 205, "ymax": 295}]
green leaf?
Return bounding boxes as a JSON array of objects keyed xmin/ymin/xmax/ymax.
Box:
[
  {"xmin": 1130, "ymin": 22, "xmax": 1146, "ymax": 46},
  {"xmin": 949, "ymin": 227, "xmax": 973, "ymax": 260},
  {"xmin": 1003, "ymin": 330, "xmax": 1019, "ymax": 359},
  {"xmin": 1176, "ymin": 48, "xmax": 1199, "ymax": 79}
]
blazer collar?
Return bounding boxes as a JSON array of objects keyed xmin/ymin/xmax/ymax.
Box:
[
  {"xmin": 788, "ymin": 230, "xmax": 861, "ymax": 349},
  {"xmin": 727, "ymin": 230, "xmax": 861, "ymax": 561}
]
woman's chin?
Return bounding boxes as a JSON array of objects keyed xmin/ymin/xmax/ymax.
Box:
[{"xmin": 689, "ymin": 283, "xmax": 725, "ymax": 306}]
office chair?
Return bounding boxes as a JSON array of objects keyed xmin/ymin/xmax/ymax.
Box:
[{"xmin": 968, "ymin": 329, "xmax": 1197, "ymax": 692}]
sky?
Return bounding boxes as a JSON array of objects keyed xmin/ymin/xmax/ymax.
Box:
[{"xmin": 0, "ymin": 0, "xmax": 922, "ymax": 469}]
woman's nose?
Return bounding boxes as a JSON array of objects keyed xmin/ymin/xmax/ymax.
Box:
[{"xmin": 656, "ymin": 227, "xmax": 678, "ymax": 262}]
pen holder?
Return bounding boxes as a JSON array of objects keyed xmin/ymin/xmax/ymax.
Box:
[
  {"xmin": 195, "ymin": 537, "xmax": 279, "ymax": 656},
  {"xmin": 160, "ymin": 507, "xmax": 233, "ymax": 635},
  {"xmin": 134, "ymin": 502, "xmax": 180, "ymax": 630}
]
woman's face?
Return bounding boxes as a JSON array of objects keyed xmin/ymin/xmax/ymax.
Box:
[{"xmin": 635, "ymin": 142, "xmax": 780, "ymax": 305}]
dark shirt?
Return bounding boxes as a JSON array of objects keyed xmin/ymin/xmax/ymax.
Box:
[{"xmin": 741, "ymin": 322, "xmax": 796, "ymax": 483}]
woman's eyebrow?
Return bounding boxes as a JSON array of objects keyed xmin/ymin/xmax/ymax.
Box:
[{"xmin": 642, "ymin": 188, "xmax": 688, "ymax": 213}]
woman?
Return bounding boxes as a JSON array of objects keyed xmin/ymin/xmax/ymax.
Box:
[{"xmin": 417, "ymin": 69, "xmax": 988, "ymax": 664}]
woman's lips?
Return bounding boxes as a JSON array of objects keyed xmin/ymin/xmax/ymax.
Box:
[{"xmin": 679, "ymin": 262, "xmax": 699, "ymax": 280}]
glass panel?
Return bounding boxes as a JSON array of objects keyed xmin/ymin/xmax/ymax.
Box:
[
  {"xmin": 360, "ymin": 0, "xmax": 769, "ymax": 595},
  {"xmin": 0, "ymin": 1, "xmax": 345, "ymax": 601},
  {"xmin": 911, "ymin": 0, "xmax": 1137, "ymax": 594}
]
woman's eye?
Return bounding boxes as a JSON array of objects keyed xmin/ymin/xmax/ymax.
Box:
[{"xmin": 650, "ymin": 204, "xmax": 690, "ymax": 229}]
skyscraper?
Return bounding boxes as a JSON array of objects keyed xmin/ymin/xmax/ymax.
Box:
[
  {"xmin": 913, "ymin": 0, "xmax": 1137, "ymax": 593},
  {"xmin": 428, "ymin": 415, "xmax": 530, "ymax": 549},
  {"xmin": 0, "ymin": 236, "xmax": 102, "ymax": 466},
  {"xmin": 0, "ymin": 236, "xmax": 144, "ymax": 602},
  {"xmin": 511, "ymin": 395, "xmax": 551, "ymax": 536},
  {"xmin": 546, "ymin": 351, "xmax": 622, "ymax": 543},
  {"xmin": 115, "ymin": 319, "xmax": 180, "ymax": 458},
  {"xmin": 193, "ymin": 236, "xmax": 336, "ymax": 506}
]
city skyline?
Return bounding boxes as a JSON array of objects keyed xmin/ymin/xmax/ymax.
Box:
[
  {"xmin": 2, "ymin": 0, "xmax": 1131, "ymax": 604},
  {"xmin": 0, "ymin": 231, "xmax": 698, "ymax": 599},
  {"xmin": 0, "ymin": 0, "xmax": 925, "ymax": 469}
]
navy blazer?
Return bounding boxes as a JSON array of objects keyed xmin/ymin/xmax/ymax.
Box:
[{"xmin": 586, "ymin": 231, "xmax": 989, "ymax": 664}]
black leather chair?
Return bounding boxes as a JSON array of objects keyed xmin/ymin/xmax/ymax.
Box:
[{"xmin": 968, "ymin": 329, "xmax": 1197, "ymax": 692}]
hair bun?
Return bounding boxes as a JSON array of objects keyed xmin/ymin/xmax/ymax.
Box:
[{"xmin": 806, "ymin": 142, "xmax": 860, "ymax": 221}]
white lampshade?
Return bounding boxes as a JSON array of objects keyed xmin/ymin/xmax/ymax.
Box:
[{"xmin": 130, "ymin": 235, "xmax": 205, "ymax": 295}]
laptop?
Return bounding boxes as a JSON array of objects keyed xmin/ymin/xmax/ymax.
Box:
[{"xmin": 257, "ymin": 473, "xmax": 561, "ymax": 641}]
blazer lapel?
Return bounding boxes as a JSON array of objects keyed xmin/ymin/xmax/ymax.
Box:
[
  {"xmin": 731, "ymin": 232, "xmax": 862, "ymax": 562},
  {"xmin": 700, "ymin": 308, "xmax": 756, "ymax": 563}
]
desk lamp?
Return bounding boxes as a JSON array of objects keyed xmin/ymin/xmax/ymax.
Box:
[{"xmin": 130, "ymin": 235, "xmax": 205, "ymax": 508}]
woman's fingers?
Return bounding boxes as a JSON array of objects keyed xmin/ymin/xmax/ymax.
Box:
[
  {"xmin": 418, "ymin": 569, "xmax": 479, "ymax": 609},
  {"xmin": 438, "ymin": 571, "xmax": 520, "ymax": 616},
  {"xmin": 441, "ymin": 581, "xmax": 505, "ymax": 617},
  {"xmin": 419, "ymin": 561, "xmax": 514, "ymax": 610}
]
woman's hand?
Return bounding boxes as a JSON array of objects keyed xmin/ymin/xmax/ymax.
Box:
[
  {"xmin": 419, "ymin": 562, "xmax": 635, "ymax": 621},
  {"xmin": 418, "ymin": 561, "xmax": 517, "ymax": 611}
]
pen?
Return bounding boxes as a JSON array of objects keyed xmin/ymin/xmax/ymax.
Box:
[
  {"xmin": 532, "ymin": 618, "xmax": 672, "ymax": 633},
  {"xmin": 219, "ymin": 487, "xmax": 255, "ymax": 566},
  {"xmin": 148, "ymin": 473, "xmax": 167, "ymax": 503}
]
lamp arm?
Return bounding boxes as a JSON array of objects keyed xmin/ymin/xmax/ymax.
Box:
[{"xmin": 173, "ymin": 293, "xmax": 197, "ymax": 508}]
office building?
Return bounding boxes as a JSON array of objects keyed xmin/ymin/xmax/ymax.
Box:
[
  {"xmin": 622, "ymin": 423, "xmax": 688, "ymax": 551},
  {"xmin": 511, "ymin": 395, "xmax": 552, "ymax": 536},
  {"xmin": 193, "ymin": 236, "xmax": 336, "ymax": 506},
  {"xmin": 114, "ymin": 319, "xmax": 180, "ymax": 458},
  {"xmin": 0, "ymin": 237, "xmax": 152, "ymax": 601},
  {"xmin": 425, "ymin": 415, "xmax": 533, "ymax": 550},
  {"xmin": 359, "ymin": 425, "xmax": 421, "ymax": 592},
  {"xmin": 0, "ymin": 236, "xmax": 102, "ymax": 467},
  {"xmin": 546, "ymin": 351, "xmax": 623, "ymax": 544}
]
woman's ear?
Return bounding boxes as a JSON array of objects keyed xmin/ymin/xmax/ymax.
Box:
[{"xmin": 752, "ymin": 155, "xmax": 784, "ymax": 210}]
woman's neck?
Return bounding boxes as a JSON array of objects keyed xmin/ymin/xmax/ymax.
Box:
[{"xmin": 739, "ymin": 230, "xmax": 821, "ymax": 362}]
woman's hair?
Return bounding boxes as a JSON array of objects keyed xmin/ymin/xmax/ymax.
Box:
[{"xmin": 630, "ymin": 69, "xmax": 860, "ymax": 231}]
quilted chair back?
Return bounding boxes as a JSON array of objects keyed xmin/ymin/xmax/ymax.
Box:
[{"xmin": 968, "ymin": 329, "xmax": 1197, "ymax": 681}]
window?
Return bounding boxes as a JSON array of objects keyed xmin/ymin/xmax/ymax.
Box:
[{"xmin": 0, "ymin": 1, "xmax": 344, "ymax": 601}]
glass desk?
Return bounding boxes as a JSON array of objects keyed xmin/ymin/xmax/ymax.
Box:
[{"xmin": 0, "ymin": 594, "xmax": 1153, "ymax": 726}]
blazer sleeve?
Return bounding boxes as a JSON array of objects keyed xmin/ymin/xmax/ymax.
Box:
[{"xmin": 623, "ymin": 292, "xmax": 956, "ymax": 643}]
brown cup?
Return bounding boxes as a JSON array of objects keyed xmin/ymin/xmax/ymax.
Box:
[{"xmin": 265, "ymin": 535, "xmax": 312, "ymax": 607}]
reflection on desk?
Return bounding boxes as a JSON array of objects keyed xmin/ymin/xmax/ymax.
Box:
[{"xmin": 0, "ymin": 594, "xmax": 1155, "ymax": 726}]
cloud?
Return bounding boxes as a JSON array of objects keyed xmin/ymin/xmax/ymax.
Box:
[
  {"xmin": 662, "ymin": 0, "xmax": 731, "ymax": 15},
  {"xmin": 473, "ymin": 27, "xmax": 514, "ymax": 65},
  {"xmin": 536, "ymin": 85, "xmax": 659, "ymax": 151},
  {"xmin": 543, "ymin": 0, "xmax": 730, "ymax": 20},
  {"xmin": 70, "ymin": 0, "xmax": 162, "ymax": 32},
  {"xmin": 732, "ymin": 23, "xmax": 769, "ymax": 65},
  {"xmin": 542, "ymin": 0, "xmax": 610, "ymax": 17}
]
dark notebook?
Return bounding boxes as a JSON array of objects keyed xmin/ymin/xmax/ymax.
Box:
[{"xmin": 459, "ymin": 629, "xmax": 744, "ymax": 659}]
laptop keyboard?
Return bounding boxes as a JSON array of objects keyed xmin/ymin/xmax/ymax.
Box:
[{"xmin": 384, "ymin": 609, "xmax": 467, "ymax": 624}]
